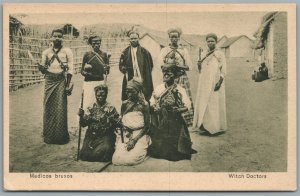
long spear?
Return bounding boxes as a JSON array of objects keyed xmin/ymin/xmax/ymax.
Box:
[{"xmin": 77, "ymin": 90, "xmax": 84, "ymax": 161}]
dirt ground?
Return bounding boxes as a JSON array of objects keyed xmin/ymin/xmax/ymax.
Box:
[{"xmin": 9, "ymin": 57, "xmax": 287, "ymax": 172}]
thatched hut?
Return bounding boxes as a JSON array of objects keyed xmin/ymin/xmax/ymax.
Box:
[
  {"xmin": 9, "ymin": 16, "xmax": 25, "ymax": 37},
  {"xmin": 253, "ymin": 12, "xmax": 287, "ymax": 79}
]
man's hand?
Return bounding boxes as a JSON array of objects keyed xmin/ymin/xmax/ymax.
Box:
[
  {"xmin": 78, "ymin": 108, "xmax": 84, "ymax": 117},
  {"xmin": 65, "ymin": 83, "xmax": 74, "ymax": 96},
  {"xmin": 82, "ymin": 71, "xmax": 94, "ymax": 77},
  {"xmin": 197, "ymin": 61, "xmax": 202, "ymax": 73},
  {"xmin": 126, "ymin": 138, "xmax": 137, "ymax": 151},
  {"xmin": 37, "ymin": 63, "xmax": 47, "ymax": 74},
  {"xmin": 104, "ymin": 65, "xmax": 110, "ymax": 74},
  {"xmin": 152, "ymin": 104, "xmax": 160, "ymax": 112},
  {"xmin": 120, "ymin": 66, "xmax": 127, "ymax": 74},
  {"xmin": 214, "ymin": 77, "xmax": 223, "ymax": 91},
  {"xmin": 173, "ymin": 106, "xmax": 188, "ymax": 113}
]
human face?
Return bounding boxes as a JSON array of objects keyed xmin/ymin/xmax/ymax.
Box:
[
  {"xmin": 52, "ymin": 32, "xmax": 63, "ymax": 48},
  {"xmin": 206, "ymin": 37, "xmax": 216, "ymax": 51},
  {"xmin": 162, "ymin": 67, "xmax": 175, "ymax": 84},
  {"xmin": 126, "ymin": 87, "xmax": 138, "ymax": 101},
  {"xmin": 129, "ymin": 33, "xmax": 139, "ymax": 47},
  {"xmin": 91, "ymin": 37, "xmax": 101, "ymax": 52},
  {"xmin": 95, "ymin": 89, "xmax": 107, "ymax": 104},
  {"xmin": 169, "ymin": 32, "xmax": 180, "ymax": 46}
]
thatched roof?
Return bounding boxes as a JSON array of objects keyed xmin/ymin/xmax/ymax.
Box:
[
  {"xmin": 10, "ymin": 16, "xmax": 23, "ymax": 26},
  {"xmin": 9, "ymin": 16, "xmax": 26, "ymax": 36},
  {"xmin": 253, "ymin": 12, "xmax": 279, "ymax": 49}
]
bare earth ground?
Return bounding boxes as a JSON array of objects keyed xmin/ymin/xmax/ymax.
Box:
[{"xmin": 9, "ymin": 58, "xmax": 287, "ymax": 172}]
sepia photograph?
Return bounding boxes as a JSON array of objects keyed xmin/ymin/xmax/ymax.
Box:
[{"xmin": 3, "ymin": 3, "xmax": 296, "ymax": 191}]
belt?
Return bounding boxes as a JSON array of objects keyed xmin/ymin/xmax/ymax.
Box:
[{"xmin": 45, "ymin": 72, "xmax": 65, "ymax": 80}]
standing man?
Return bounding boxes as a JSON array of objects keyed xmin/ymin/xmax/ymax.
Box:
[
  {"xmin": 38, "ymin": 28, "xmax": 74, "ymax": 144},
  {"xmin": 193, "ymin": 33, "xmax": 227, "ymax": 136},
  {"xmin": 81, "ymin": 35, "xmax": 110, "ymax": 111},
  {"xmin": 156, "ymin": 28, "xmax": 194, "ymax": 127},
  {"xmin": 119, "ymin": 30, "xmax": 154, "ymax": 102}
]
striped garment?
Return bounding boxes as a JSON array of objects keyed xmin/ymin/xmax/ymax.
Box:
[
  {"xmin": 43, "ymin": 72, "xmax": 69, "ymax": 144},
  {"xmin": 175, "ymin": 72, "xmax": 194, "ymax": 127}
]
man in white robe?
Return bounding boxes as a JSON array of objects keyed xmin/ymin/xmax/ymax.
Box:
[{"xmin": 193, "ymin": 33, "xmax": 227, "ymax": 135}]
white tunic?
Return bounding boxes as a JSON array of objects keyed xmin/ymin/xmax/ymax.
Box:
[
  {"xmin": 130, "ymin": 46, "xmax": 142, "ymax": 80},
  {"xmin": 193, "ymin": 49, "xmax": 227, "ymax": 134},
  {"xmin": 41, "ymin": 46, "xmax": 74, "ymax": 75}
]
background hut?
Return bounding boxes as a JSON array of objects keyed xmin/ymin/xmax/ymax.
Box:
[
  {"xmin": 9, "ymin": 16, "xmax": 26, "ymax": 37},
  {"xmin": 216, "ymin": 35, "xmax": 228, "ymax": 49},
  {"xmin": 253, "ymin": 12, "xmax": 287, "ymax": 79},
  {"xmin": 220, "ymin": 35, "xmax": 254, "ymax": 59},
  {"xmin": 139, "ymin": 33, "xmax": 168, "ymax": 60}
]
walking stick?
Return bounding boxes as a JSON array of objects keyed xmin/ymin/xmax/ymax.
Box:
[
  {"xmin": 120, "ymin": 126, "xmax": 124, "ymax": 143},
  {"xmin": 104, "ymin": 53, "xmax": 111, "ymax": 84},
  {"xmin": 77, "ymin": 90, "xmax": 84, "ymax": 161},
  {"xmin": 197, "ymin": 47, "xmax": 202, "ymax": 73},
  {"xmin": 97, "ymin": 162, "xmax": 112, "ymax": 172}
]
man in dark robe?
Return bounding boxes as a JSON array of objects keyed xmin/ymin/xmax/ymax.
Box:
[
  {"xmin": 119, "ymin": 31, "xmax": 154, "ymax": 102},
  {"xmin": 78, "ymin": 84, "xmax": 119, "ymax": 162},
  {"xmin": 148, "ymin": 61, "xmax": 196, "ymax": 161}
]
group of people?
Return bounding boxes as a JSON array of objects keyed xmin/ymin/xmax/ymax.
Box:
[{"xmin": 37, "ymin": 27, "xmax": 227, "ymax": 166}]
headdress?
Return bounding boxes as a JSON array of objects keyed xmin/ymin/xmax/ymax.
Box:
[
  {"xmin": 167, "ymin": 28, "xmax": 182, "ymax": 37},
  {"xmin": 127, "ymin": 77, "xmax": 143, "ymax": 92},
  {"xmin": 88, "ymin": 35, "xmax": 101, "ymax": 45},
  {"xmin": 161, "ymin": 60, "xmax": 184, "ymax": 78},
  {"xmin": 94, "ymin": 84, "xmax": 108, "ymax": 94},
  {"xmin": 51, "ymin": 28, "xmax": 64, "ymax": 36},
  {"xmin": 206, "ymin": 33, "xmax": 218, "ymax": 42},
  {"xmin": 127, "ymin": 30, "xmax": 140, "ymax": 38}
]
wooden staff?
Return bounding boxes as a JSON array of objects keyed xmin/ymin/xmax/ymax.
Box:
[
  {"xmin": 104, "ymin": 53, "xmax": 111, "ymax": 84},
  {"xmin": 97, "ymin": 162, "xmax": 112, "ymax": 172},
  {"xmin": 197, "ymin": 47, "xmax": 202, "ymax": 73},
  {"xmin": 120, "ymin": 126, "xmax": 124, "ymax": 143},
  {"xmin": 77, "ymin": 90, "xmax": 84, "ymax": 161}
]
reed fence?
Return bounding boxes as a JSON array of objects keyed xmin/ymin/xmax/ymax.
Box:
[{"xmin": 9, "ymin": 36, "xmax": 129, "ymax": 91}]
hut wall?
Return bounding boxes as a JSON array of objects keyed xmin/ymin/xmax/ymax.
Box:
[
  {"xmin": 140, "ymin": 35, "xmax": 161, "ymax": 62},
  {"xmin": 217, "ymin": 37, "xmax": 228, "ymax": 49},
  {"xmin": 265, "ymin": 24, "xmax": 274, "ymax": 77},
  {"xmin": 140, "ymin": 35, "xmax": 163, "ymax": 87},
  {"xmin": 272, "ymin": 12, "xmax": 288, "ymax": 79},
  {"xmin": 224, "ymin": 47, "xmax": 230, "ymax": 58},
  {"xmin": 229, "ymin": 36, "xmax": 254, "ymax": 58}
]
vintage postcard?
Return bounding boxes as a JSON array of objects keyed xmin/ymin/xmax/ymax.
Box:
[{"xmin": 3, "ymin": 3, "xmax": 296, "ymax": 191}]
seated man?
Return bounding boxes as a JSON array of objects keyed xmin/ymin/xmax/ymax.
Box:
[
  {"xmin": 148, "ymin": 61, "xmax": 196, "ymax": 161},
  {"xmin": 112, "ymin": 78, "xmax": 151, "ymax": 166},
  {"xmin": 253, "ymin": 62, "xmax": 269, "ymax": 82},
  {"xmin": 78, "ymin": 84, "xmax": 120, "ymax": 162},
  {"xmin": 258, "ymin": 62, "xmax": 269, "ymax": 80}
]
